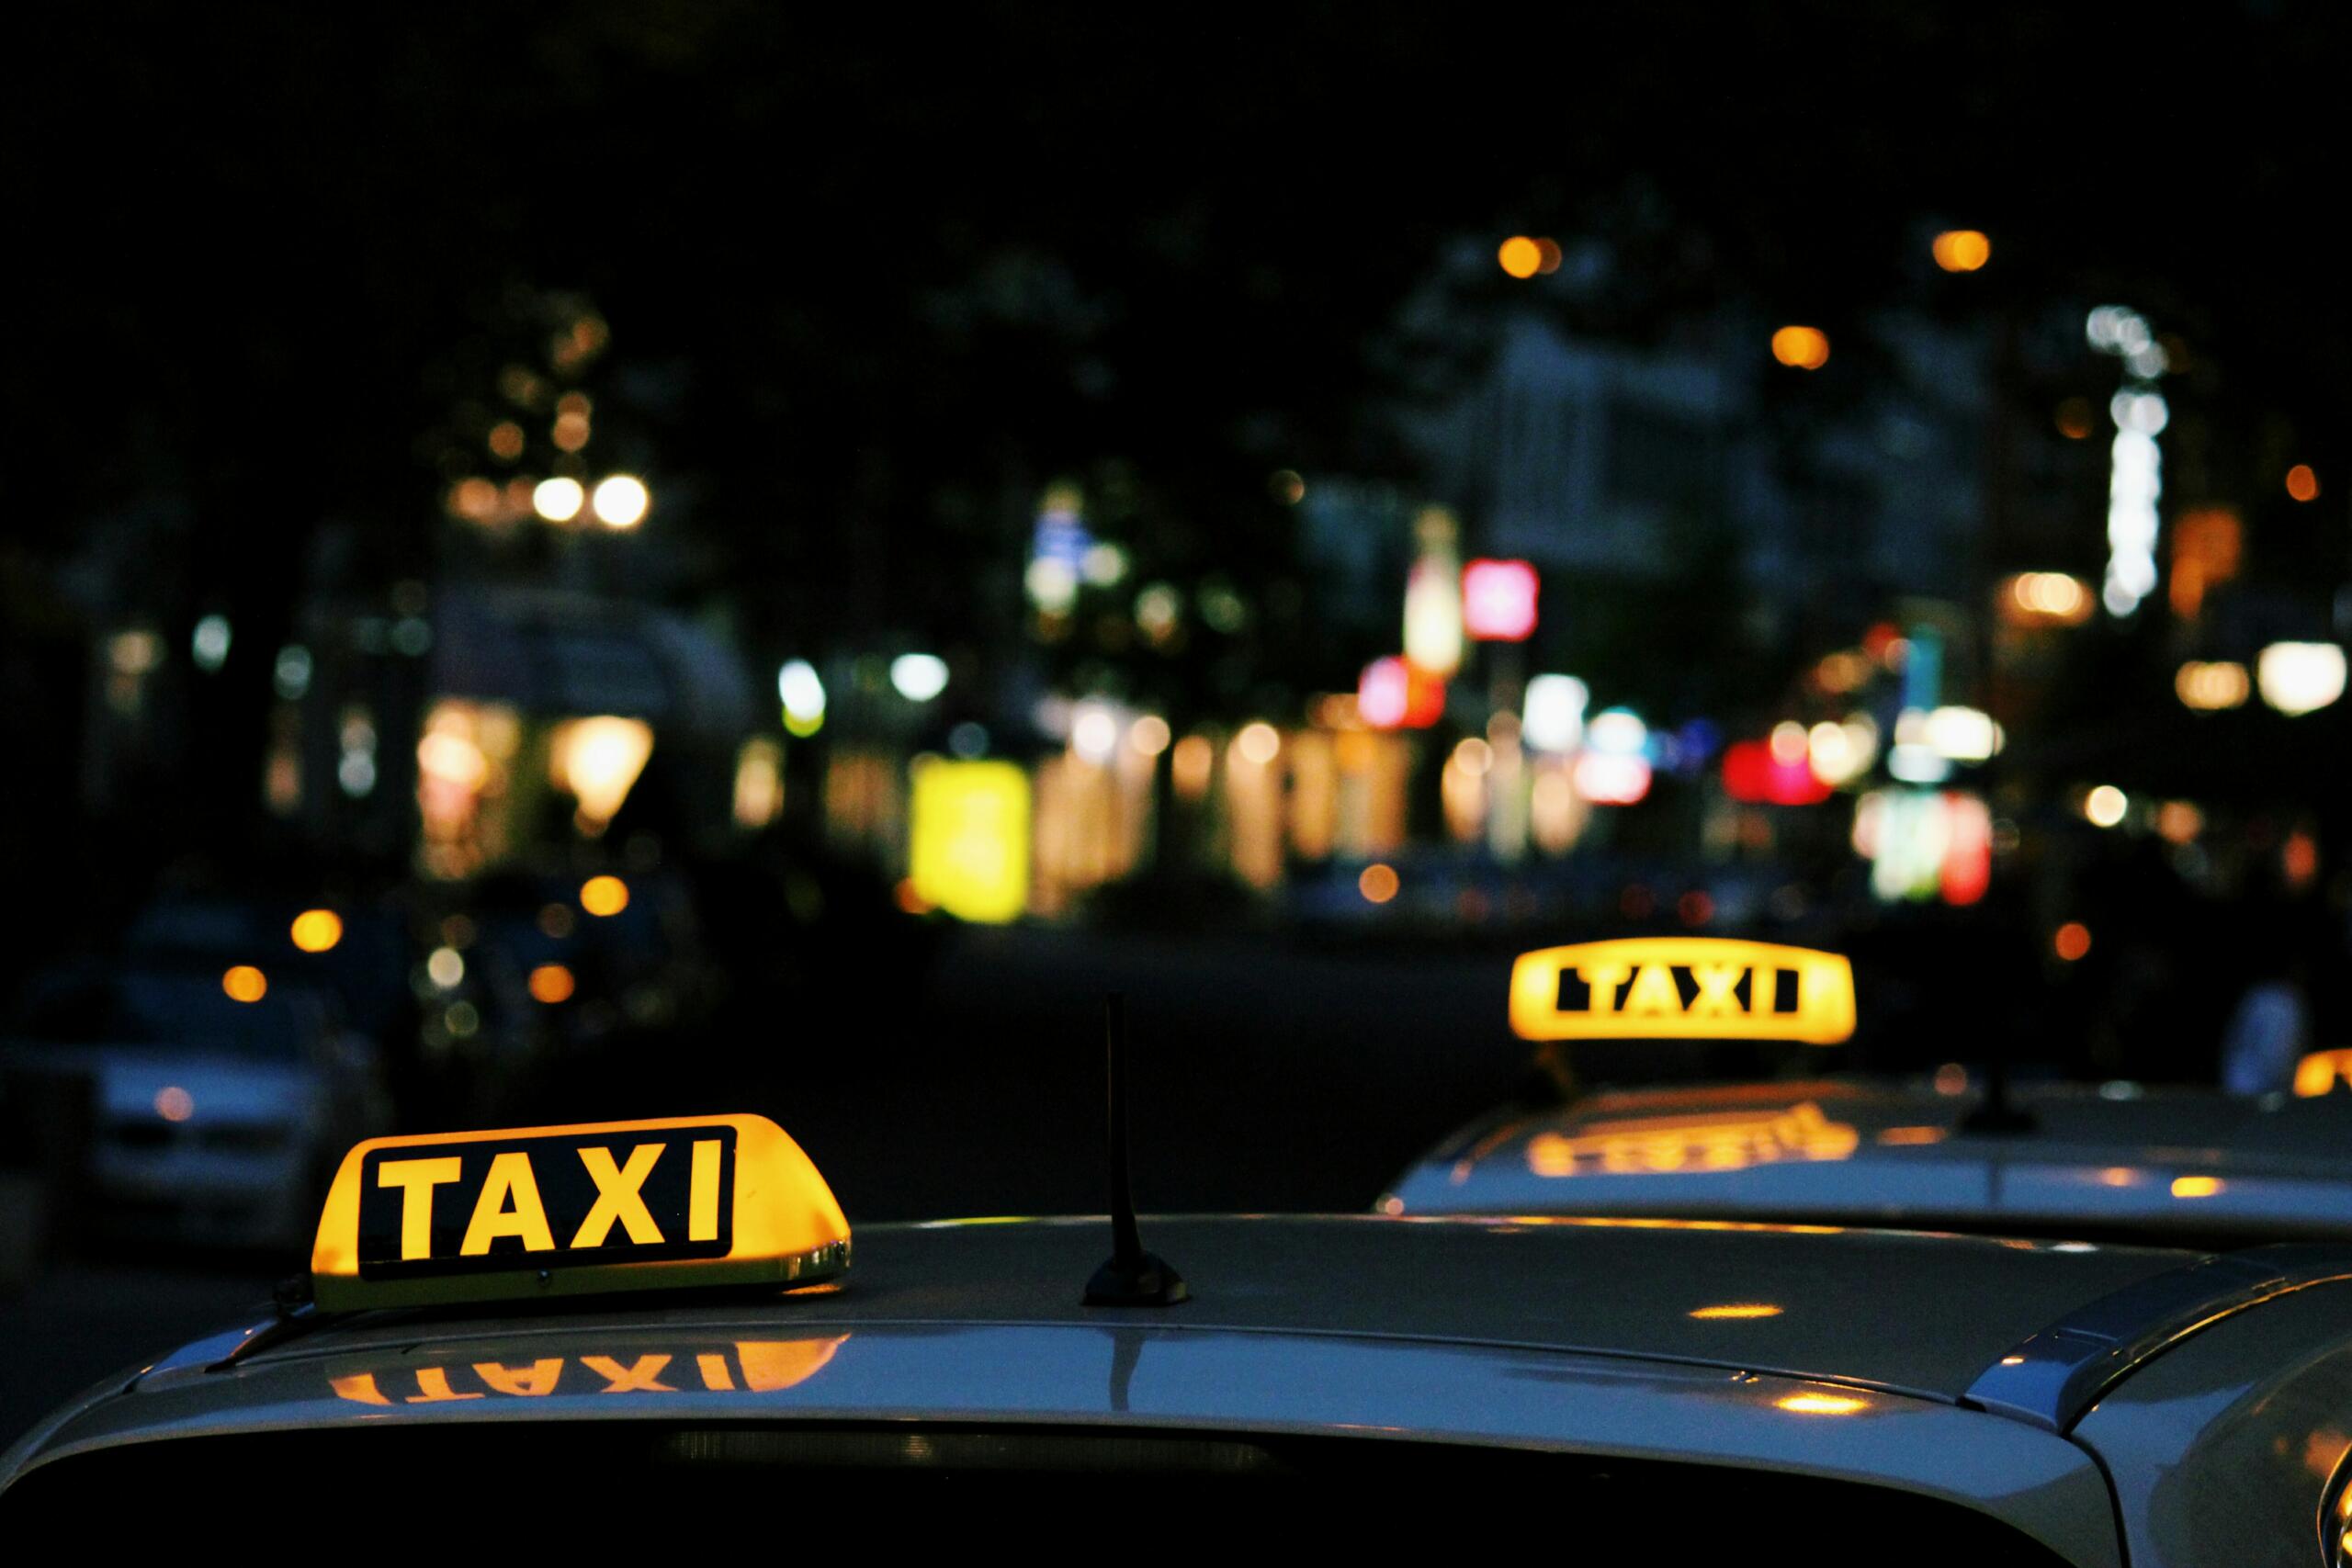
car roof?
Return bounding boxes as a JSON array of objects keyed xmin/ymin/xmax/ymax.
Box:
[
  {"xmin": 1385, "ymin": 1077, "xmax": 2352, "ymax": 1243},
  {"xmin": 152, "ymin": 1214, "xmax": 2189, "ymax": 1402}
]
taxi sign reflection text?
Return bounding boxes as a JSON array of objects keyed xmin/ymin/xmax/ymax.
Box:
[
  {"xmin": 1510, "ymin": 939, "xmax": 1856, "ymax": 1045},
  {"xmin": 312, "ymin": 1113, "xmax": 849, "ymax": 1311}
]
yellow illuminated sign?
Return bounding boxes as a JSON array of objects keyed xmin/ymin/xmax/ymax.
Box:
[
  {"xmin": 327, "ymin": 1336, "xmax": 849, "ymax": 1404},
  {"xmin": 909, "ymin": 759, "xmax": 1030, "ymax": 924},
  {"xmin": 1509, "ymin": 939, "xmax": 1856, "ymax": 1044},
  {"xmin": 2296, "ymin": 1049, "xmax": 2352, "ymax": 1098},
  {"xmin": 311, "ymin": 1113, "xmax": 849, "ymax": 1311},
  {"xmin": 1526, "ymin": 1100, "xmax": 1860, "ymax": 1178}
]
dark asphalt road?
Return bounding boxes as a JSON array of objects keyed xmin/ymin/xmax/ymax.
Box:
[{"xmin": 0, "ymin": 927, "xmax": 1535, "ymax": 1451}]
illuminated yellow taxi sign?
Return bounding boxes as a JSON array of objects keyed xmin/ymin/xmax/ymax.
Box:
[
  {"xmin": 1509, "ymin": 939, "xmax": 1856, "ymax": 1045},
  {"xmin": 311, "ymin": 1113, "xmax": 849, "ymax": 1312}
]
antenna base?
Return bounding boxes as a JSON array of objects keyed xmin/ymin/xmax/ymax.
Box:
[
  {"xmin": 1961, "ymin": 1102, "xmax": 2039, "ymax": 1134},
  {"xmin": 1084, "ymin": 1251, "xmax": 1190, "ymax": 1307}
]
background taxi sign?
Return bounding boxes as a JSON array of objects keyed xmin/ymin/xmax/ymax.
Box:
[
  {"xmin": 1509, "ymin": 938, "xmax": 1856, "ymax": 1046},
  {"xmin": 311, "ymin": 1113, "xmax": 850, "ymax": 1311}
]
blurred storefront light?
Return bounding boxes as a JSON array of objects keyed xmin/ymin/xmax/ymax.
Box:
[
  {"xmin": 1461, "ymin": 559, "xmax": 1539, "ymax": 641},
  {"xmin": 1128, "ymin": 715, "xmax": 1171, "ymax": 757},
  {"xmin": 1854, "ymin": 789, "xmax": 1987, "ymax": 905},
  {"xmin": 1885, "ymin": 710, "xmax": 1950, "ymax": 785},
  {"xmin": 1359, "ymin": 656, "xmax": 1443, "ymax": 730},
  {"xmin": 778, "ymin": 660, "xmax": 826, "ymax": 737},
  {"xmin": 1521, "ymin": 674, "xmax": 1588, "ymax": 753},
  {"xmin": 1403, "ymin": 564, "xmax": 1464, "ymax": 677},
  {"xmin": 590, "ymin": 474, "xmax": 650, "ymax": 529},
  {"xmin": 2168, "ymin": 508, "xmax": 2243, "ymax": 619},
  {"xmin": 548, "ymin": 716, "xmax": 654, "ymax": 835},
  {"xmin": 2176, "ymin": 660, "xmax": 2250, "ymax": 711},
  {"xmin": 2089, "ymin": 307, "xmax": 2165, "ymax": 617},
  {"xmin": 532, "ymin": 477, "xmax": 585, "ymax": 523},
  {"xmin": 909, "ymin": 759, "xmax": 1031, "ymax": 924},
  {"xmin": 1924, "ymin": 705, "xmax": 2000, "ymax": 763},
  {"xmin": 1071, "ymin": 704, "xmax": 1120, "ymax": 763},
  {"xmin": 2000, "ymin": 572, "xmax": 2094, "ymax": 626},
  {"xmin": 1170, "ymin": 735, "xmax": 1214, "ymax": 799},
  {"xmin": 1573, "ymin": 750, "xmax": 1651, "ymax": 806},
  {"xmin": 1233, "ymin": 722, "xmax": 1282, "ymax": 767},
  {"xmin": 2257, "ymin": 642, "xmax": 2346, "ymax": 716},
  {"xmin": 1723, "ymin": 739, "xmax": 1830, "ymax": 806},
  {"xmin": 889, "ymin": 653, "xmax": 950, "ymax": 703},
  {"xmin": 1585, "ymin": 708, "xmax": 1647, "ymax": 757},
  {"xmin": 1806, "ymin": 716, "xmax": 1875, "ymax": 787},
  {"xmin": 733, "ymin": 738, "xmax": 785, "ymax": 829}
]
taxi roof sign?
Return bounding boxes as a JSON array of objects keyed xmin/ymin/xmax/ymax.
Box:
[
  {"xmin": 1510, "ymin": 938, "xmax": 1856, "ymax": 1046},
  {"xmin": 311, "ymin": 1113, "xmax": 849, "ymax": 1312}
]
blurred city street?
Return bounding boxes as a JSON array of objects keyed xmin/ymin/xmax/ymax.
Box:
[{"xmin": 6, "ymin": 0, "xmax": 2351, "ymax": 1475}]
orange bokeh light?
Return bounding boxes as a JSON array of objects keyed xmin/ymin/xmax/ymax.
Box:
[
  {"xmin": 527, "ymin": 964, "xmax": 576, "ymax": 1004},
  {"xmin": 1930, "ymin": 230, "xmax": 1991, "ymax": 272},
  {"xmin": 1358, "ymin": 863, "xmax": 1401, "ymax": 904},
  {"xmin": 221, "ymin": 964, "xmax": 268, "ymax": 1002},
  {"xmin": 290, "ymin": 908, "xmax": 344, "ymax": 953},
  {"xmin": 1497, "ymin": 236, "xmax": 1543, "ymax": 279},
  {"xmin": 2053, "ymin": 922, "xmax": 2091, "ymax": 962},
  {"xmin": 2287, "ymin": 465, "xmax": 2321, "ymax": 502},
  {"xmin": 579, "ymin": 875, "xmax": 629, "ymax": 917},
  {"xmin": 1770, "ymin": 326, "xmax": 1830, "ymax": 370}
]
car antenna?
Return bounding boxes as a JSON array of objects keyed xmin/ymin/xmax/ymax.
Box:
[
  {"xmin": 1083, "ymin": 991, "xmax": 1188, "ymax": 1307},
  {"xmin": 1961, "ymin": 1032, "xmax": 2037, "ymax": 1134}
]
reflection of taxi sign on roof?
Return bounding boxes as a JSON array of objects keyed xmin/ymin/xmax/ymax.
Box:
[
  {"xmin": 1510, "ymin": 938, "xmax": 1857, "ymax": 1045},
  {"xmin": 311, "ymin": 1113, "xmax": 850, "ymax": 1311}
]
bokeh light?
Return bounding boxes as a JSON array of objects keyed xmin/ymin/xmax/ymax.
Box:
[
  {"xmin": 1930, "ymin": 230, "xmax": 1990, "ymax": 272},
  {"xmin": 1497, "ymin": 236, "xmax": 1543, "ymax": 279},
  {"xmin": 591, "ymin": 474, "xmax": 650, "ymax": 528},
  {"xmin": 289, "ymin": 908, "xmax": 344, "ymax": 953},
  {"xmin": 1770, "ymin": 326, "xmax": 1830, "ymax": 369},
  {"xmin": 532, "ymin": 477, "xmax": 584, "ymax": 522},
  {"xmin": 221, "ymin": 965, "xmax": 267, "ymax": 1003},
  {"xmin": 2287, "ymin": 464, "xmax": 2321, "ymax": 502},
  {"xmin": 581, "ymin": 874, "xmax": 630, "ymax": 917},
  {"xmin": 528, "ymin": 964, "xmax": 576, "ymax": 1004},
  {"xmin": 1358, "ymin": 863, "xmax": 1400, "ymax": 904}
]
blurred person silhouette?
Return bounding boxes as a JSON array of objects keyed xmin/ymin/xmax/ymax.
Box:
[{"xmin": 2221, "ymin": 945, "xmax": 2312, "ymax": 1095}]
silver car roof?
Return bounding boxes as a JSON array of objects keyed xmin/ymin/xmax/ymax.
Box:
[{"xmin": 1384, "ymin": 1078, "xmax": 2352, "ymax": 1242}]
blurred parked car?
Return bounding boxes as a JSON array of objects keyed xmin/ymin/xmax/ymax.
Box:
[{"xmin": 1, "ymin": 965, "xmax": 390, "ymax": 1256}]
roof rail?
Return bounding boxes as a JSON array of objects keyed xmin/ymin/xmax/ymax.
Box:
[{"xmin": 1964, "ymin": 1244, "xmax": 2352, "ymax": 1432}]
